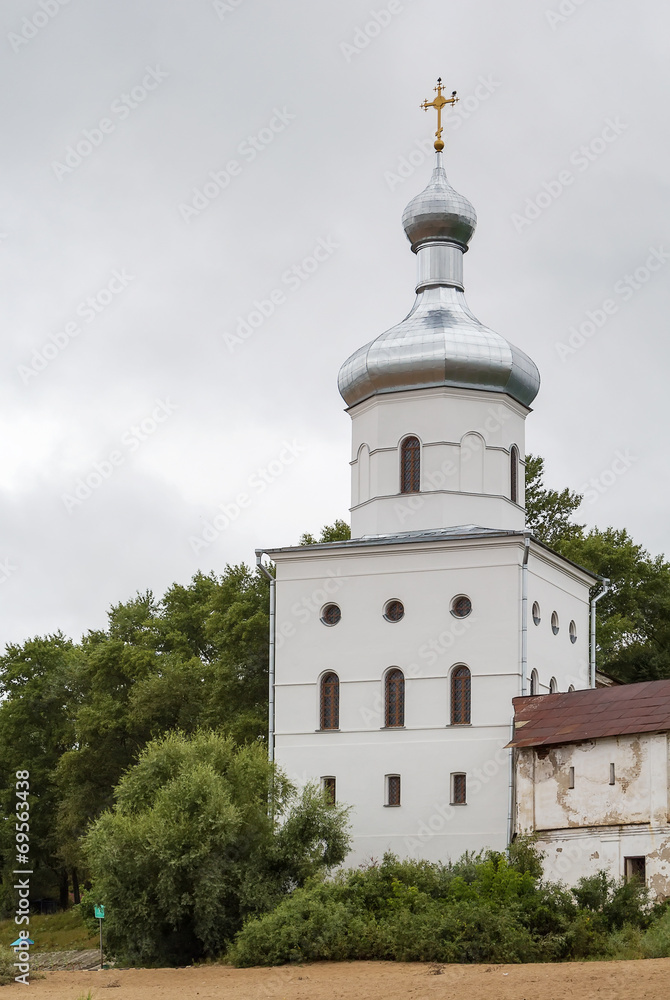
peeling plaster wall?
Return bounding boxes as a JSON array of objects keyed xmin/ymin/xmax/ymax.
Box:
[{"xmin": 515, "ymin": 734, "xmax": 670, "ymax": 899}]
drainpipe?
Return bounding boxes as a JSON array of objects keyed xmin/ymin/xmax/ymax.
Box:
[
  {"xmin": 521, "ymin": 534, "xmax": 531, "ymax": 696},
  {"xmin": 507, "ymin": 716, "xmax": 516, "ymax": 849},
  {"xmin": 590, "ymin": 578, "xmax": 610, "ymax": 688},
  {"xmin": 255, "ymin": 550, "xmax": 276, "ymax": 763}
]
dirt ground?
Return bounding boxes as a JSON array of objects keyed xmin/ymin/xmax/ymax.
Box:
[{"xmin": 5, "ymin": 958, "xmax": 670, "ymax": 1000}]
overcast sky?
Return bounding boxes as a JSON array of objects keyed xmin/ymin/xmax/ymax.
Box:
[{"xmin": 1, "ymin": 0, "xmax": 668, "ymax": 649}]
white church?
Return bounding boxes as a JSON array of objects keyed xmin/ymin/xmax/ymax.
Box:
[{"xmin": 256, "ymin": 84, "xmax": 670, "ymax": 895}]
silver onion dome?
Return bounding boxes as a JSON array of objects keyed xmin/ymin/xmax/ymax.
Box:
[
  {"xmin": 338, "ymin": 153, "xmax": 540, "ymax": 409},
  {"xmin": 402, "ymin": 158, "xmax": 477, "ymax": 251}
]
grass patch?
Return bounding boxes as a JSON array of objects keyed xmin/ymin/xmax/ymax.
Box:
[{"xmin": 0, "ymin": 909, "xmax": 98, "ymax": 953}]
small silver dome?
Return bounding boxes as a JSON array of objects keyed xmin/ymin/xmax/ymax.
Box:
[
  {"xmin": 402, "ymin": 160, "xmax": 477, "ymax": 251},
  {"xmin": 338, "ymin": 153, "xmax": 541, "ymax": 410}
]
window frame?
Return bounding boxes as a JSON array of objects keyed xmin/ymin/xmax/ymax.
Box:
[
  {"xmin": 322, "ymin": 776, "xmax": 336, "ymax": 805},
  {"xmin": 386, "ymin": 774, "xmax": 401, "ymax": 807},
  {"xmin": 451, "ymin": 772, "xmax": 467, "ymax": 805},
  {"xmin": 384, "ymin": 668, "xmax": 405, "ymax": 728},
  {"xmin": 510, "ymin": 445, "xmax": 519, "ymax": 504},
  {"xmin": 319, "ymin": 671, "xmax": 340, "ymax": 731},
  {"xmin": 400, "ymin": 436, "xmax": 421, "ymax": 494},
  {"xmin": 450, "ymin": 665, "xmax": 471, "ymax": 725}
]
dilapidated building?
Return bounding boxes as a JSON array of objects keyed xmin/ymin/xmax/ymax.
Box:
[{"xmin": 509, "ymin": 681, "xmax": 670, "ymax": 898}]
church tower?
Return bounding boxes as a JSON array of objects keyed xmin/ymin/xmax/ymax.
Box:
[
  {"xmin": 258, "ymin": 83, "xmax": 597, "ymax": 864},
  {"xmin": 339, "ymin": 142, "xmax": 539, "ymax": 538}
]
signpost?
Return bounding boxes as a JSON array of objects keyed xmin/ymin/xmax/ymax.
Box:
[{"xmin": 94, "ymin": 905, "xmax": 105, "ymax": 969}]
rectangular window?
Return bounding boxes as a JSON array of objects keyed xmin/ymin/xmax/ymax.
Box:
[
  {"xmin": 609, "ymin": 763, "xmax": 616, "ymax": 785},
  {"xmin": 568, "ymin": 766, "xmax": 575, "ymax": 789},
  {"xmin": 386, "ymin": 774, "xmax": 401, "ymax": 806},
  {"xmin": 625, "ymin": 857, "xmax": 646, "ymax": 884},
  {"xmin": 322, "ymin": 776, "xmax": 336, "ymax": 805},
  {"xmin": 451, "ymin": 773, "xmax": 466, "ymax": 805}
]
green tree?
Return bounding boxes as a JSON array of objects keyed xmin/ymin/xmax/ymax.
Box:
[
  {"xmin": 57, "ymin": 567, "xmax": 271, "ymax": 884},
  {"xmin": 84, "ymin": 730, "xmax": 350, "ymax": 965},
  {"xmin": 299, "ymin": 519, "xmax": 351, "ymax": 545},
  {"xmin": 0, "ymin": 634, "xmax": 82, "ymax": 909},
  {"xmin": 524, "ymin": 454, "xmax": 584, "ymax": 546}
]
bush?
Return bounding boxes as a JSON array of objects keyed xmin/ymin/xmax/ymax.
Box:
[
  {"xmin": 0, "ymin": 945, "xmax": 15, "ymax": 986},
  {"xmin": 84, "ymin": 730, "xmax": 350, "ymax": 966},
  {"xmin": 228, "ymin": 846, "xmax": 670, "ymax": 967}
]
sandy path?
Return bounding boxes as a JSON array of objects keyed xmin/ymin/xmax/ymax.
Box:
[{"xmin": 5, "ymin": 958, "xmax": 670, "ymax": 999}]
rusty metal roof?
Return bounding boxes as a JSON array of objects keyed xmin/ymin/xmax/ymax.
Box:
[{"xmin": 508, "ymin": 679, "xmax": 670, "ymax": 749}]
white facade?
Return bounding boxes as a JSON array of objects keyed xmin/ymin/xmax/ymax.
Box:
[
  {"xmin": 268, "ymin": 531, "xmax": 594, "ymax": 865},
  {"xmin": 349, "ymin": 387, "xmax": 528, "ymax": 537},
  {"xmin": 515, "ymin": 734, "xmax": 670, "ymax": 898}
]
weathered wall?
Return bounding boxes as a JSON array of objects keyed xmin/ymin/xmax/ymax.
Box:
[{"xmin": 515, "ymin": 734, "xmax": 670, "ymax": 898}]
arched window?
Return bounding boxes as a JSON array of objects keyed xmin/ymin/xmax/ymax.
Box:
[
  {"xmin": 320, "ymin": 672, "xmax": 339, "ymax": 730},
  {"xmin": 530, "ymin": 669, "xmax": 539, "ymax": 696},
  {"xmin": 451, "ymin": 666, "xmax": 471, "ymax": 725},
  {"xmin": 549, "ymin": 677, "xmax": 558, "ymax": 694},
  {"xmin": 385, "ymin": 669, "xmax": 405, "ymax": 727},
  {"xmin": 400, "ymin": 436, "xmax": 420, "ymax": 493},
  {"xmin": 510, "ymin": 445, "xmax": 519, "ymax": 504}
]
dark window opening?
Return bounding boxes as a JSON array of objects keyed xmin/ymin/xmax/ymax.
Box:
[
  {"xmin": 321, "ymin": 604, "xmax": 341, "ymax": 626},
  {"xmin": 451, "ymin": 595, "xmax": 472, "ymax": 618},
  {"xmin": 400, "ymin": 436, "xmax": 420, "ymax": 493},
  {"xmin": 510, "ymin": 446, "xmax": 519, "ymax": 504},
  {"xmin": 387, "ymin": 775, "xmax": 401, "ymax": 806},
  {"xmin": 451, "ymin": 666, "xmax": 471, "ymax": 725},
  {"xmin": 320, "ymin": 672, "xmax": 340, "ymax": 730},
  {"xmin": 384, "ymin": 600, "xmax": 405, "ymax": 622},
  {"xmin": 385, "ymin": 669, "xmax": 405, "ymax": 727},
  {"xmin": 452, "ymin": 773, "xmax": 467, "ymax": 805},
  {"xmin": 322, "ymin": 776, "xmax": 336, "ymax": 805},
  {"xmin": 625, "ymin": 857, "xmax": 646, "ymax": 884}
]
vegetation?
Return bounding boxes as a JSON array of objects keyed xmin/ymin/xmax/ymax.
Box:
[
  {"xmin": 83, "ymin": 731, "xmax": 350, "ymax": 966},
  {"xmin": 227, "ymin": 847, "xmax": 668, "ymax": 967},
  {"xmin": 0, "ymin": 909, "xmax": 97, "ymax": 953}
]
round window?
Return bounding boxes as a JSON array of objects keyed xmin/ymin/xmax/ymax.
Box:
[
  {"xmin": 451, "ymin": 595, "xmax": 472, "ymax": 619},
  {"xmin": 384, "ymin": 600, "xmax": 405, "ymax": 622},
  {"xmin": 321, "ymin": 604, "xmax": 341, "ymax": 626},
  {"xmin": 532, "ymin": 602, "xmax": 541, "ymax": 626},
  {"xmin": 551, "ymin": 611, "xmax": 560, "ymax": 636},
  {"xmin": 569, "ymin": 620, "xmax": 577, "ymax": 644}
]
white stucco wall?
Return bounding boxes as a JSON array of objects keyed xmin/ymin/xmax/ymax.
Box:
[
  {"xmin": 270, "ymin": 533, "xmax": 593, "ymax": 867},
  {"xmin": 515, "ymin": 734, "xmax": 670, "ymax": 898},
  {"xmin": 347, "ymin": 386, "xmax": 528, "ymax": 537}
]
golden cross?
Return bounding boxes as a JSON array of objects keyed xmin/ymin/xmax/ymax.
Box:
[{"xmin": 421, "ymin": 78, "xmax": 458, "ymax": 151}]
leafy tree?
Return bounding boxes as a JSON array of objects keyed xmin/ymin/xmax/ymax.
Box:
[
  {"xmin": 299, "ymin": 519, "xmax": 351, "ymax": 545},
  {"xmin": 524, "ymin": 454, "xmax": 584, "ymax": 546},
  {"xmin": 56, "ymin": 567, "xmax": 271, "ymax": 888},
  {"xmin": 0, "ymin": 634, "xmax": 82, "ymax": 908},
  {"xmin": 84, "ymin": 730, "xmax": 350, "ymax": 965}
]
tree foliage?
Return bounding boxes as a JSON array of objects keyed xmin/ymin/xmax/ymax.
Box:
[
  {"xmin": 0, "ymin": 565, "xmax": 271, "ymax": 913},
  {"xmin": 227, "ymin": 847, "xmax": 661, "ymax": 967},
  {"xmin": 299, "ymin": 519, "xmax": 351, "ymax": 545},
  {"xmin": 84, "ymin": 730, "xmax": 350, "ymax": 965}
]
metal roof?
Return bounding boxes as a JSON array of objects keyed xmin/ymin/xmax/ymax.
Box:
[{"xmin": 508, "ymin": 680, "xmax": 670, "ymax": 749}]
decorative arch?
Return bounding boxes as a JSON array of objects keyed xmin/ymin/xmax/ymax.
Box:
[
  {"xmin": 384, "ymin": 668, "xmax": 405, "ymax": 727},
  {"xmin": 400, "ymin": 436, "xmax": 420, "ymax": 493},
  {"xmin": 549, "ymin": 677, "xmax": 558, "ymax": 694},
  {"xmin": 450, "ymin": 664, "xmax": 471, "ymax": 725},
  {"xmin": 460, "ymin": 432, "xmax": 485, "ymax": 493},
  {"xmin": 530, "ymin": 669, "xmax": 539, "ymax": 696},
  {"xmin": 357, "ymin": 443, "xmax": 370, "ymax": 504},
  {"xmin": 319, "ymin": 671, "xmax": 339, "ymax": 730},
  {"xmin": 510, "ymin": 445, "xmax": 520, "ymax": 504}
]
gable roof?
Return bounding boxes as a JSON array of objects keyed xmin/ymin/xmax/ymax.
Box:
[{"xmin": 508, "ymin": 679, "xmax": 670, "ymax": 749}]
